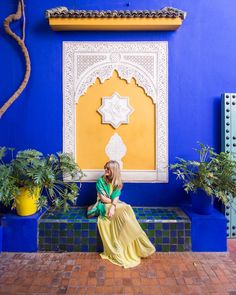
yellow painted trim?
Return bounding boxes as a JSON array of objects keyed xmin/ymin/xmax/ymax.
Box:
[{"xmin": 48, "ymin": 17, "xmax": 183, "ymax": 31}]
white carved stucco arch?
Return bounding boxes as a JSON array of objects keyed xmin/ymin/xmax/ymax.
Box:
[
  {"xmin": 63, "ymin": 41, "xmax": 168, "ymax": 183},
  {"xmin": 74, "ymin": 62, "xmax": 157, "ymax": 104}
]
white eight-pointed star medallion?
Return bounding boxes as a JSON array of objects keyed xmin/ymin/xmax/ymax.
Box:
[{"xmin": 97, "ymin": 92, "xmax": 134, "ymax": 128}]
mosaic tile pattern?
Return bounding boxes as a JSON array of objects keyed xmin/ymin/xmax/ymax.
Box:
[
  {"xmin": 140, "ymin": 221, "xmax": 191, "ymax": 252},
  {"xmin": 40, "ymin": 207, "xmax": 96, "ymax": 223},
  {"xmin": 38, "ymin": 222, "xmax": 102, "ymax": 252},
  {"xmin": 38, "ymin": 207, "xmax": 191, "ymax": 252}
]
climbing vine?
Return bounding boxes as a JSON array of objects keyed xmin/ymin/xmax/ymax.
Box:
[{"xmin": 0, "ymin": 0, "xmax": 31, "ymax": 118}]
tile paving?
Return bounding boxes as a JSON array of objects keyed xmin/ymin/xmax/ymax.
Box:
[{"xmin": 1, "ymin": 240, "xmax": 236, "ymax": 294}]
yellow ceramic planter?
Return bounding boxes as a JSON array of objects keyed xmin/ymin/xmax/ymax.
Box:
[{"xmin": 15, "ymin": 187, "xmax": 40, "ymax": 216}]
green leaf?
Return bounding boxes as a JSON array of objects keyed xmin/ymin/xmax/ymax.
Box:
[
  {"xmin": 170, "ymin": 142, "xmax": 236, "ymax": 206},
  {"xmin": 0, "ymin": 147, "xmax": 83, "ymax": 213}
]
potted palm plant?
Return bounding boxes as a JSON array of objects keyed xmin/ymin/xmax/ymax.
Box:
[
  {"xmin": 0, "ymin": 147, "xmax": 84, "ymax": 216},
  {"xmin": 170, "ymin": 143, "xmax": 236, "ymax": 214}
]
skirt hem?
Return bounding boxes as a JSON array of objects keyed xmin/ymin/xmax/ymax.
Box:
[{"xmin": 100, "ymin": 253, "xmax": 141, "ymax": 269}]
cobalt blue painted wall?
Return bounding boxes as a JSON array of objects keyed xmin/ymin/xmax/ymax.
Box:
[
  {"xmin": 1, "ymin": 210, "xmax": 46, "ymax": 252},
  {"xmin": 0, "ymin": 0, "xmax": 236, "ymax": 206}
]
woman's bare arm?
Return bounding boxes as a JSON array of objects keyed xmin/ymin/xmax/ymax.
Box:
[
  {"xmin": 108, "ymin": 197, "xmax": 119, "ymax": 218},
  {"xmin": 111, "ymin": 197, "xmax": 119, "ymax": 205},
  {"xmin": 98, "ymin": 193, "xmax": 112, "ymax": 204}
]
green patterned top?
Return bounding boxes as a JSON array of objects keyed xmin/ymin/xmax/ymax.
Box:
[{"xmin": 87, "ymin": 176, "xmax": 121, "ymax": 218}]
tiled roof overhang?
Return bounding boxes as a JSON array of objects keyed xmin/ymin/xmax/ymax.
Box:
[{"xmin": 46, "ymin": 7, "xmax": 186, "ymax": 31}]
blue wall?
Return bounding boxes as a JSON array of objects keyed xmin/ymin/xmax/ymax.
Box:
[{"xmin": 1, "ymin": 0, "xmax": 236, "ymax": 206}]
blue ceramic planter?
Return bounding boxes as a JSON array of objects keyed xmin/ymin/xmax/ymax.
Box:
[{"xmin": 190, "ymin": 190, "xmax": 214, "ymax": 215}]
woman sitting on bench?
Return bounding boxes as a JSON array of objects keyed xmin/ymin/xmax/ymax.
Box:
[{"xmin": 87, "ymin": 160, "xmax": 155, "ymax": 268}]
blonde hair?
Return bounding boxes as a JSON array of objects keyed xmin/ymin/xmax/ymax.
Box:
[{"xmin": 104, "ymin": 160, "xmax": 123, "ymax": 189}]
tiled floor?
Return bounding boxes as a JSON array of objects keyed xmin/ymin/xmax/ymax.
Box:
[{"xmin": 1, "ymin": 241, "xmax": 236, "ymax": 294}]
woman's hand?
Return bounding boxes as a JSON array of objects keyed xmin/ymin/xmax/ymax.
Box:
[{"xmin": 108, "ymin": 204, "xmax": 116, "ymax": 218}]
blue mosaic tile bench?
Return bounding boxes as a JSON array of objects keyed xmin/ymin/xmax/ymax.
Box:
[{"xmin": 38, "ymin": 207, "xmax": 191, "ymax": 252}]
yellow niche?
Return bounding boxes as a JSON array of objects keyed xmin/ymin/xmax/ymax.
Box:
[{"xmin": 76, "ymin": 71, "xmax": 155, "ymax": 170}]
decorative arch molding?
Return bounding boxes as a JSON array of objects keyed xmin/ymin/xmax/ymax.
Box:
[
  {"xmin": 63, "ymin": 41, "xmax": 168, "ymax": 182},
  {"xmin": 75, "ymin": 62, "xmax": 157, "ymax": 104}
]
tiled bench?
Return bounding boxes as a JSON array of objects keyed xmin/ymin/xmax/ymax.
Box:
[{"xmin": 38, "ymin": 207, "xmax": 192, "ymax": 252}]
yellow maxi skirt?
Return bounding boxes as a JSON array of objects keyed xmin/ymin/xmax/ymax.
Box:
[{"xmin": 97, "ymin": 203, "xmax": 155, "ymax": 268}]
